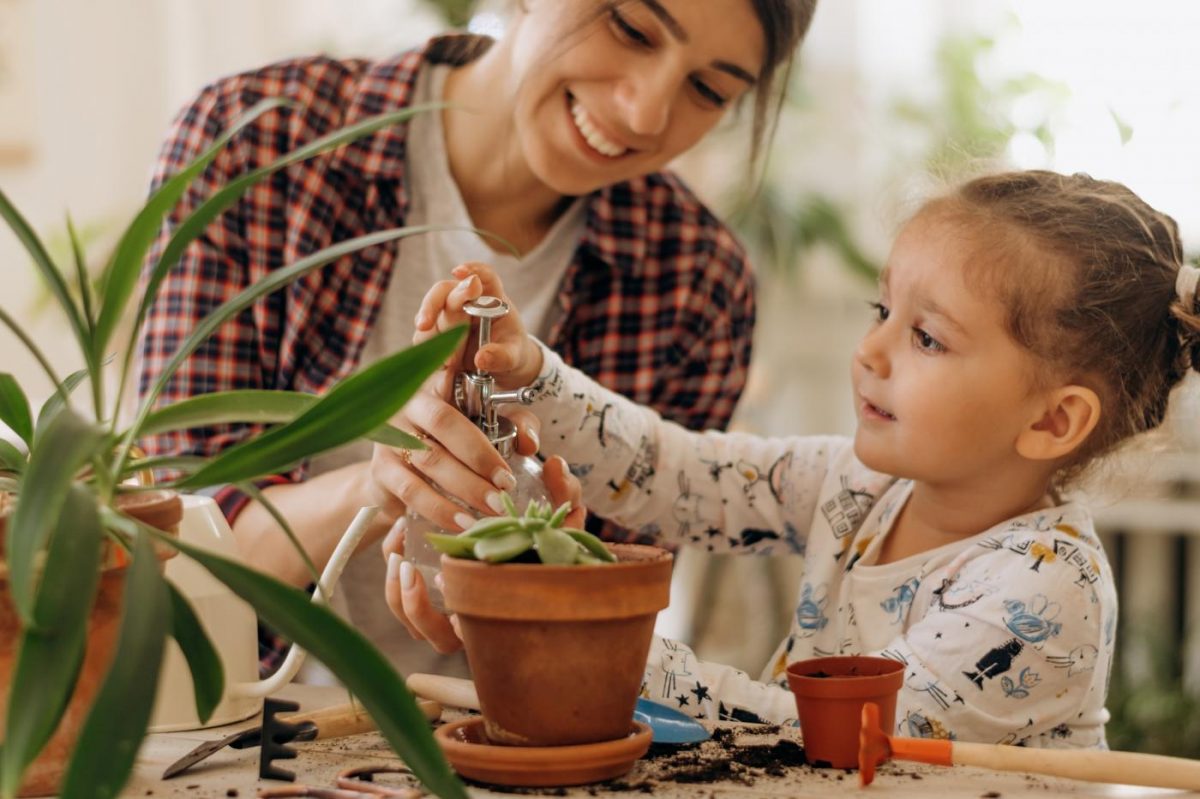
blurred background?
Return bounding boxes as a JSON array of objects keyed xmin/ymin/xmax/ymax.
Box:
[{"xmin": 1, "ymin": 0, "xmax": 1197, "ymax": 754}]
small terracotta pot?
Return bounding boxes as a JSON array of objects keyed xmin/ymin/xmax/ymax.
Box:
[
  {"xmin": 441, "ymin": 543, "xmax": 672, "ymax": 747},
  {"xmin": 786, "ymin": 655, "xmax": 904, "ymax": 769},
  {"xmin": 0, "ymin": 489, "xmax": 182, "ymax": 796}
]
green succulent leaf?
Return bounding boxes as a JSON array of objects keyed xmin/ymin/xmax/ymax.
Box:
[
  {"xmin": 565, "ymin": 529, "xmax": 617, "ymax": 563},
  {"xmin": 165, "ymin": 582, "xmax": 225, "ymax": 725},
  {"xmin": 0, "ymin": 485, "xmax": 102, "ymax": 798},
  {"xmin": 134, "ymin": 390, "xmax": 424, "ymax": 450},
  {"xmin": 424, "ymin": 532, "xmax": 479, "ymax": 559},
  {"xmin": 94, "ymin": 97, "xmax": 291, "ymax": 365},
  {"xmin": 0, "ymin": 373, "xmax": 33, "ymax": 446},
  {"xmin": 532, "ymin": 526, "xmax": 581, "ymax": 565},
  {"xmin": 142, "ymin": 525, "xmax": 468, "ymax": 799},
  {"xmin": 175, "ymin": 327, "xmax": 464, "ymax": 489},
  {"xmin": 60, "ymin": 532, "xmax": 170, "ymax": 799},
  {"xmin": 6, "ymin": 407, "xmax": 106, "ymax": 625},
  {"xmin": 473, "ymin": 530, "xmax": 534, "ymax": 563}
]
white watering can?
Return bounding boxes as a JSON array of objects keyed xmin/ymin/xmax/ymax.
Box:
[{"xmin": 148, "ymin": 495, "xmax": 377, "ymax": 732}]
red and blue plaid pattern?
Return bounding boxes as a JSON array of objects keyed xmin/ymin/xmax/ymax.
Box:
[{"xmin": 135, "ymin": 36, "xmax": 756, "ymax": 672}]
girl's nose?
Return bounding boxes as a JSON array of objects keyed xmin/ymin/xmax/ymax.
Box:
[
  {"xmin": 614, "ymin": 72, "xmax": 673, "ymax": 137},
  {"xmin": 855, "ymin": 324, "xmax": 891, "ymax": 379}
]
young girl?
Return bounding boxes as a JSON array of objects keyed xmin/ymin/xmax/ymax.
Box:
[{"xmin": 396, "ymin": 170, "xmax": 1200, "ymax": 748}]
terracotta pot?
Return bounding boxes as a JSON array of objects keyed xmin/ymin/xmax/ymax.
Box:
[
  {"xmin": 785, "ymin": 655, "xmax": 904, "ymax": 769},
  {"xmin": 0, "ymin": 489, "xmax": 182, "ymax": 796},
  {"xmin": 441, "ymin": 543, "xmax": 672, "ymax": 747}
]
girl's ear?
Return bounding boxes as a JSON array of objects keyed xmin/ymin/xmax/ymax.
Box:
[{"xmin": 1016, "ymin": 385, "xmax": 1102, "ymax": 461}]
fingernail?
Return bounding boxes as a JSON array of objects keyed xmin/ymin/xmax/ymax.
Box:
[
  {"xmin": 492, "ymin": 469, "xmax": 517, "ymax": 492},
  {"xmin": 454, "ymin": 512, "xmax": 476, "ymax": 531},
  {"xmin": 485, "ymin": 491, "xmax": 506, "ymax": 515},
  {"xmin": 397, "ymin": 557, "xmax": 415, "ymax": 590},
  {"xmin": 414, "ymin": 312, "xmax": 427, "ymax": 328},
  {"xmin": 457, "ymin": 277, "xmax": 473, "ymax": 293},
  {"xmin": 528, "ymin": 428, "xmax": 540, "ymax": 451}
]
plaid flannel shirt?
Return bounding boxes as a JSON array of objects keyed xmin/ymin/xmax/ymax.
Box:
[{"xmin": 136, "ymin": 36, "xmax": 756, "ymax": 672}]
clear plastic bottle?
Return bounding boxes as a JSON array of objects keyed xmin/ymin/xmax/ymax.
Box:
[{"xmin": 403, "ymin": 297, "xmax": 550, "ymax": 611}]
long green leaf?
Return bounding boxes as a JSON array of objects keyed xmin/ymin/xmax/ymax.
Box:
[
  {"xmin": 177, "ymin": 327, "xmax": 463, "ymax": 488},
  {"xmin": 33, "ymin": 367, "xmax": 90, "ymax": 444},
  {"xmin": 92, "ymin": 97, "xmax": 290, "ymax": 364},
  {"xmin": 5, "ymin": 408, "xmax": 105, "ymax": 625},
  {"xmin": 0, "ymin": 188, "xmax": 90, "ymax": 376},
  {"xmin": 122, "ymin": 224, "xmax": 453, "ymax": 476},
  {"xmin": 0, "ymin": 308, "xmax": 67, "ymax": 401},
  {"xmin": 165, "ymin": 582, "xmax": 224, "ymax": 725},
  {"xmin": 144, "ymin": 526, "xmax": 467, "ymax": 799},
  {"xmin": 0, "ymin": 485, "xmax": 102, "ymax": 799},
  {"xmin": 235, "ymin": 481, "xmax": 323, "ymax": 597},
  {"xmin": 133, "ymin": 390, "xmax": 423, "ymax": 449},
  {"xmin": 64, "ymin": 214, "xmax": 96, "ymax": 331},
  {"xmin": 0, "ymin": 373, "xmax": 32, "ymax": 446},
  {"xmin": 0, "ymin": 439, "xmax": 24, "ymax": 474},
  {"xmin": 114, "ymin": 103, "xmax": 448, "ymax": 424},
  {"xmin": 60, "ymin": 533, "xmax": 169, "ymax": 799}
]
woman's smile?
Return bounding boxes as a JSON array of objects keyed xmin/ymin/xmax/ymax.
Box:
[{"xmin": 567, "ymin": 93, "xmax": 630, "ymax": 159}]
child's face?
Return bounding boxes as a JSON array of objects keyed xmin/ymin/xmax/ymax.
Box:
[
  {"xmin": 851, "ymin": 213, "xmax": 1050, "ymax": 486},
  {"xmin": 505, "ymin": 0, "xmax": 764, "ymax": 196}
]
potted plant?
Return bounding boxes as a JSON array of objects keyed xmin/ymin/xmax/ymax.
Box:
[
  {"xmin": 0, "ymin": 98, "xmax": 470, "ymax": 799},
  {"xmin": 430, "ymin": 499, "xmax": 673, "ymax": 747}
]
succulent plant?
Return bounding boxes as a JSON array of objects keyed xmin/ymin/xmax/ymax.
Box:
[{"xmin": 427, "ymin": 495, "xmax": 616, "ymax": 565}]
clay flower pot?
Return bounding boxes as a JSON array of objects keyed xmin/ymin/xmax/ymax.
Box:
[
  {"xmin": 786, "ymin": 655, "xmax": 904, "ymax": 769},
  {"xmin": 441, "ymin": 543, "xmax": 672, "ymax": 747},
  {"xmin": 0, "ymin": 490, "xmax": 182, "ymax": 796}
]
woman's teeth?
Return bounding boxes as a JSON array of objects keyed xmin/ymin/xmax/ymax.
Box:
[
  {"xmin": 870, "ymin": 403, "xmax": 895, "ymax": 420},
  {"xmin": 570, "ymin": 99, "xmax": 627, "ymax": 158}
]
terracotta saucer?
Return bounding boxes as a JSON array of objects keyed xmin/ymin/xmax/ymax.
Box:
[{"xmin": 434, "ymin": 717, "xmax": 652, "ymax": 787}]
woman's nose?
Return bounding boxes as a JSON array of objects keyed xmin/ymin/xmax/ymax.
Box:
[
  {"xmin": 855, "ymin": 325, "xmax": 891, "ymax": 378},
  {"xmin": 614, "ymin": 72, "xmax": 674, "ymax": 137}
]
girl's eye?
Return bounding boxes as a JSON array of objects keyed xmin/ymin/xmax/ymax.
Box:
[
  {"xmin": 912, "ymin": 328, "xmax": 946, "ymax": 353},
  {"xmin": 610, "ymin": 7, "xmax": 651, "ymax": 47},
  {"xmin": 868, "ymin": 301, "xmax": 889, "ymax": 322},
  {"xmin": 690, "ymin": 77, "xmax": 728, "ymax": 108}
]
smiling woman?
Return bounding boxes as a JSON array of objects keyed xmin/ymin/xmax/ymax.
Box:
[{"xmin": 134, "ymin": 0, "xmax": 818, "ymax": 679}]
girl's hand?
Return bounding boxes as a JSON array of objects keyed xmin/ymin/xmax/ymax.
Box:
[
  {"xmin": 382, "ymin": 455, "xmax": 587, "ymax": 648},
  {"xmin": 414, "ymin": 263, "xmax": 544, "ymax": 390}
]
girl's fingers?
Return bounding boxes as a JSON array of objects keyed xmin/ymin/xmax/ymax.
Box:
[
  {"xmin": 506, "ymin": 409, "xmax": 541, "ymax": 456},
  {"xmin": 543, "ymin": 455, "xmax": 586, "ymax": 529},
  {"xmin": 384, "ymin": 554, "xmax": 463, "ymax": 653}
]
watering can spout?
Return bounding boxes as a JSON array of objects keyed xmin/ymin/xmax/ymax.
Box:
[{"xmin": 149, "ymin": 500, "xmax": 380, "ymax": 731}]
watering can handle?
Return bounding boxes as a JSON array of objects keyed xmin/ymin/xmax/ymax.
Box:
[
  {"xmin": 950, "ymin": 741, "xmax": 1200, "ymax": 791},
  {"xmin": 230, "ymin": 506, "xmax": 381, "ymax": 699}
]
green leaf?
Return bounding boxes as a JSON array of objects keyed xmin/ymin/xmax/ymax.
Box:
[
  {"xmin": 0, "ymin": 373, "xmax": 33, "ymax": 446},
  {"xmin": 114, "ymin": 103, "xmax": 448, "ymax": 419},
  {"xmin": 134, "ymin": 389, "xmax": 423, "ymax": 450},
  {"xmin": 473, "ymin": 530, "xmax": 533, "ymax": 563},
  {"xmin": 33, "ymin": 367, "xmax": 91, "ymax": 444},
  {"xmin": 425, "ymin": 532, "xmax": 479, "ymax": 559},
  {"xmin": 565, "ymin": 529, "xmax": 617, "ymax": 563},
  {"xmin": 5, "ymin": 407, "xmax": 106, "ymax": 625},
  {"xmin": 60, "ymin": 532, "xmax": 170, "ymax": 799},
  {"xmin": 0, "ymin": 439, "xmax": 25, "ymax": 474},
  {"xmin": 93, "ymin": 97, "xmax": 290, "ymax": 363},
  {"xmin": 0, "ymin": 188, "xmax": 90, "ymax": 374},
  {"xmin": 143, "ymin": 526, "xmax": 468, "ymax": 799},
  {"xmin": 176, "ymin": 327, "xmax": 464, "ymax": 489},
  {"xmin": 165, "ymin": 582, "xmax": 224, "ymax": 725},
  {"xmin": 533, "ymin": 526, "xmax": 581, "ymax": 565},
  {"xmin": 235, "ymin": 481, "xmax": 322, "ymax": 596},
  {"xmin": 0, "ymin": 485, "xmax": 102, "ymax": 798},
  {"xmin": 64, "ymin": 214, "xmax": 96, "ymax": 332}
]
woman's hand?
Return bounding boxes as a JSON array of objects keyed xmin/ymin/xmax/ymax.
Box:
[
  {"xmin": 415, "ymin": 263, "xmax": 544, "ymax": 390},
  {"xmin": 382, "ymin": 454, "xmax": 586, "ymax": 650}
]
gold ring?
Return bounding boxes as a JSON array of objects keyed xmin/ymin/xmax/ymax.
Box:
[{"xmin": 398, "ymin": 448, "xmax": 413, "ymax": 467}]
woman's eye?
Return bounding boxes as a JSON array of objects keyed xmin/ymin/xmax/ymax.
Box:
[
  {"xmin": 691, "ymin": 78, "xmax": 728, "ymax": 108},
  {"xmin": 610, "ymin": 8, "xmax": 651, "ymax": 47},
  {"xmin": 912, "ymin": 328, "xmax": 946, "ymax": 353},
  {"xmin": 868, "ymin": 301, "xmax": 889, "ymax": 322}
]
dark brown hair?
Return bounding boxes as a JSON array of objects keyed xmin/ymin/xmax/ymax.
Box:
[{"xmin": 924, "ymin": 170, "xmax": 1200, "ymax": 476}]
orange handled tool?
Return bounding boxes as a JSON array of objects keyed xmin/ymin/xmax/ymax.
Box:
[{"xmin": 858, "ymin": 702, "xmax": 1200, "ymax": 790}]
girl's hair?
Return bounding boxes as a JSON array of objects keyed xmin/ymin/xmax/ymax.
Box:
[{"xmin": 926, "ymin": 170, "xmax": 1200, "ymax": 476}]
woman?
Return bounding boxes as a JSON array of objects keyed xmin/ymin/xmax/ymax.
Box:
[{"xmin": 137, "ymin": 0, "xmax": 818, "ymax": 674}]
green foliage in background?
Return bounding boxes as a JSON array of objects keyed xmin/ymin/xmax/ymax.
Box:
[{"xmin": 1106, "ymin": 629, "xmax": 1200, "ymax": 758}]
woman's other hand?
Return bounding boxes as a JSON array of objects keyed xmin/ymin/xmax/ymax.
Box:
[{"xmin": 414, "ymin": 262, "xmax": 544, "ymax": 390}]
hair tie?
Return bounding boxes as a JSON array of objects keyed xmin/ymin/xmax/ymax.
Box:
[{"xmin": 1176, "ymin": 263, "xmax": 1200, "ymax": 310}]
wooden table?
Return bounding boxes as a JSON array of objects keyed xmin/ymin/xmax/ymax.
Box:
[{"xmin": 125, "ymin": 684, "xmax": 1197, "ymax": 798}]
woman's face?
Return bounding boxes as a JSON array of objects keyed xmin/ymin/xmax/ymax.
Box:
[{"xmin": 506, "ymin": 0, "xmax": 766, "ymax": 196}]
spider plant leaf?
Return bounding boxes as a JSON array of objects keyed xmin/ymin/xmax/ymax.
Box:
[
  {"xmin": 60, "ymin": 532, "xmax": 170, "ymax": 799},
  {"xmin": 65, "ymin": 213, "xmax": 96, "ymax": 330},
  {"xmin": 0, "ymin": 485, "xmax": 102, "ymax": 798},
  {"xmin": 0, "ymin": 438, "xmax": 25, "ymax": 474},
  {"xmin": 134, "ymin": 389, "xmax": 423, "ymax": 450},
  {"xmin": 175, "ymin": 327, "xmax": 463, "ymax": 489},
  {"xmin": 33, "ymin": 367, "xmax": 90, "ymax": 443},
  {"xmin": 235, "ymin": 481, "xmax": 322, "ymax": 596},
  {"xmin": 116, "ymin": 103, "xmax": 449, "ymax": 411},
  {"xmin": 165, "ymin": 582, "xmax": 224, "ymax": 725},
  {"xmin": 142, "ymin": 525, "xmax": 468, "ymax": 799},
  {"xmin": 6, "ymin": 407, "xmax": 106, "ymax": 625},
  {"xmin": 0, "ymin": 373, "xmax": 33, "ymax": 446},
  {"xmin": 92, "ymin": 97, "xmax": 290, "ymax": 363},
  {"xmin": 0, "ymin": 188, "xmax": 90, "ymax": 369}
]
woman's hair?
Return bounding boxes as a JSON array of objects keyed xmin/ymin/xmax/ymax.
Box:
[{"xmin": 924, "ymin": 170, "xmax": 1200, "ymax": 477}]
